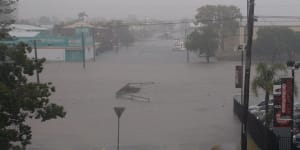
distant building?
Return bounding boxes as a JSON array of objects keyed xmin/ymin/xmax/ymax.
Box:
[{"xmin": 2, "ymin": 22, "xmax": 95, "ymax": 62}]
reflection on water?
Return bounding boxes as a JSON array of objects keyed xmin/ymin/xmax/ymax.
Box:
[{"xmin": 27, "ymin": 40, "xmax": 241, "ymax": 150}]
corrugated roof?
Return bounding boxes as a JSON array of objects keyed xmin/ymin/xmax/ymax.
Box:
[{"xmin": 11, "ymin": 24, "xmax": 48, "ymax": 31}]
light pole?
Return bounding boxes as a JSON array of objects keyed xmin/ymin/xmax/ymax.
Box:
[
  {"xmin": 81, "ymin": 26, "xmax": 86, "ymax": 69},
  {"xmin": 236, "ymin": 44, "xmax": 245, "ymax": 103},
  {"xmin": 287, "ymin": 61, "xmax": 300, "ymax": 149},
  {"xmin": 236, "ymin": 44, "xmax": 245, "ymax": 150},
  {"xmin": 184, "ymin": 23, "xmax": 190, "ymax": 63},
  {"xmin": 114, "ymin": 107, "xmax": 125, "ymax": 150}
]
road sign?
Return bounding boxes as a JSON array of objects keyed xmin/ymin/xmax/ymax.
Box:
[{"xmin": 114, "ymin": 107, "xmax": 125, "ymax": 118}]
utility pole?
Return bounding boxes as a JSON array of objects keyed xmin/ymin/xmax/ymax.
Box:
[
  {"xmin": 33, "ymin": 40, "xmax": 40, "ymax": 83},
  {"xmin": 241, "ymin": 0, "xmax": 255, "ymax": 150},
  {"xmin": 81, "ymin": 29, "xmax": 86, "ymax": 69},
  {"xmin": 92, "ymin": 28, "xmax": 96, "ymax": 62},
  {"xmin": 185, "ymin": 23, "xmax": 190, "ymax": 63},
  {"xmin": 292, "ymin": 69, "xmax": 295, "ymax": 149}
]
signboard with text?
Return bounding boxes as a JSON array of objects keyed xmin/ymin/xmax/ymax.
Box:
[{"xmin": 273, "ymin": 78, "xmax": 293, "ymax": 127}]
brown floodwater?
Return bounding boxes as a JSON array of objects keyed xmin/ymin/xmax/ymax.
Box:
[{"xmin": 27, "ymin": 40, "xmax": 244, "ymax": 150}]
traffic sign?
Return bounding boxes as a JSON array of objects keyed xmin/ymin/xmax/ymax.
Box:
[{"xmin": 114, "ymin": 107, "xmax": 125, "ymax": 118}]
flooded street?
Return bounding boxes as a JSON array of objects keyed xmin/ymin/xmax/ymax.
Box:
[{"xmin": 28, "ymin": 40, "xmax": 241, "ymax": 150}]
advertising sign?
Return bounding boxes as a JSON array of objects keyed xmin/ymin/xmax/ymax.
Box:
[
  {"xmin": 235, "ymin": 66, "xmax": 242, "ymax": 88},
  {"xmin": 273, "ymin": 78, "xmax": 293, "ymax": 127}
]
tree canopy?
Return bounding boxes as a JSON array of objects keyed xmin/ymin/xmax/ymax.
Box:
[
  {"xmin": 251, "ymin": 63, "xmax": 287, "ymax": 126},
  {"xmin": 253, "ymin": 27, "xmax": 300, "ymax": 62},
  {"xmin": 185, "ymin": 26, "xmax": 218, "ymax": 63},
  {"xmin": 195, "ymin": 5, "xmax": 242, "ymax": 51},
  {"xmin": 93, "ymin": 20, "xmax": 135, "ymax": 51},
  {"xmin": 0, "ymin": 1, "xmax": 66, "ymax": 149}
]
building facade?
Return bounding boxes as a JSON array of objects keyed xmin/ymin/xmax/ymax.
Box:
[{"xmin": 2, "ymin": 23, "xmax": 95, "ymax": 62}]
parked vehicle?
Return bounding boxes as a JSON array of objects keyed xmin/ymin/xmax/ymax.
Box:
[
  {"xmin": 294, "ymin": 133, "xmax": 300, "ymax": 149},
  {"xmin": 172, "ymin": 40, "xmax": 186, "ymax": 51},
  {"xmin": 249, "ymin": 99, "xmax": 274, "ymax": 113},
  {"xmin": 295, "ymin": 102, "xmax": 300, "ymax": 112}
]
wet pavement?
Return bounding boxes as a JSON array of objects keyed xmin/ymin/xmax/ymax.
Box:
[{"xmin": 27, "ymin": 40, "xmax": 241, "ymax": 150}]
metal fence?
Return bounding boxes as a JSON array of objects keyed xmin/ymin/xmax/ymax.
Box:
[{"xmin": 233, "ymin": 97, "xmax": 282, "ymax": 150}]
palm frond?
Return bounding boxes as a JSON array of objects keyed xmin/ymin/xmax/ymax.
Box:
[
  {"xmin": 256, "ymin": 63, "xmax": 268, "ymax": 75},
  {"xmin": 252, "ymin": 77, "xmax": 260, "ymax": 96},
  {"xmin": 252, "ymin": 63, "xmax": 287, "ymax": 97},
  {"xmin": 271, "ymin": 63, "xmax": 287, "ymax": 74}
]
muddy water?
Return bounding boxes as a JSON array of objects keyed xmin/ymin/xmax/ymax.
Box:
[{"xmin": 27, "ymin": 40, "xmax": 242, "ymax": 150}]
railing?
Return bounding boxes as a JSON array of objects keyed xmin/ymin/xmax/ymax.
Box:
[
  {"xmin": 278, "ymin": 136, "xmax": 292, "ymax": 150},
  {"xmin": 233, "ymin": 97, "xmax": 281, "ymax": 150}
]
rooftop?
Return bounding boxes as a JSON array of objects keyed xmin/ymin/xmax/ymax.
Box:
[
  {"xmin": 9, "ymin": 30, "xmax": 40, "ymax": 38},
  {"xmin": 11, "ymin": 24, "xmax": 48, "ymax": 31}
]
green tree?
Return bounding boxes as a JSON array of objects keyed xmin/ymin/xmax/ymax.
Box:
[
  {"xmin": 0, "ymin": 43, "xmax": 66, "ymax": 149},
  {"xmin": 38, "ymin": 16, "xmax": 52, "ymax": 25},
  {"xmin": 94, "ymin": 20, "xmax": 135, "ymax": 50},
  {"xmin": 78, "ymin": 12, "xmax": 88, "ymax": 21},
  {"xmin": 185, "ymin": 26, "xmax": 218, "ymax": 63},
  {"xmin": 195, "ymin": 5, "xmax": 241, "ymax": 51},
  {"xmin": 251, "ymin": 63, "xmax": 287, "ymax": 126},
  {"xmin": 0, "ymin": 0, "xmax": 18, "ymax": 39},
  {"xmin": 253, "ymin": 27, "xmax": 297, "ymax": 62},
  {"xmin": 0, "ymin": 1, "xmax": 66, "ymax": 149}
]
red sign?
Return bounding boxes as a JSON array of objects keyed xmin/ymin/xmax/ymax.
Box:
[
  {"xmin": 235, "ymin": 66, "xmax": 242, "ymax": 88},
  {"xmin": 281, "ymin": 78, "xmax": 292, "ymax": 116},
  {"xmin": 273, "ymin": 78, "xmax": 293, "ymax": 127}
]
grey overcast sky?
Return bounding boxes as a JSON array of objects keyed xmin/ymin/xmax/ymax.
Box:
[{"xmin": 18, "ymin": 0, "xmax": 300, "ymax": 20}]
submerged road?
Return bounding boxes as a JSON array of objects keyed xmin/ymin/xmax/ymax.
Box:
[{"xmin": 28, "ymin": 40, "xmax": 241, "ymax": 150}]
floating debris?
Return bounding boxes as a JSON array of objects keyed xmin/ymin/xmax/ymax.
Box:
[{"xmin": 116, "ymin": 82, "xmax": 153, "ymax": 102}]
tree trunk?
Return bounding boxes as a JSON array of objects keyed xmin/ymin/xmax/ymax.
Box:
[
  {"xmin": 206, "ymin": 49, "xmax": 210, "ymax": 63},
  {"xmin": 220, "ymin": 36, "xmax": 225, "ymax": 52},
  {"xmin": 264, "ymin": 91, "xmax": 270, "ymax": 150},
  {"xmin": 206, "ymin": 55, "xmax": 210, "ymax": 63},
  {"xmin": 265, "ymin": 91, "xmax": 270, "ymax": 126}
]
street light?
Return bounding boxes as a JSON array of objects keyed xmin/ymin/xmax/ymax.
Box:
[
  {"xmin": 286, "ymin": 60, "xmax": 300, "ymax": 149},
  {"xmin": 114, "ymin": 107, "xmax": 125, "ymax": 150},
  {"xmin": 236, "ymin": 44, "xmax": 245, "ymax": 103},
  {"xmin": 81, "ymin": 25, "xmax": 86, "ymax": 69},
  {"xmin": 235, "ymin": 44, "xmax": 245, "ymax": 150}
]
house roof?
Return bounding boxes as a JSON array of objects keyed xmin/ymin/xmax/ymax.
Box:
[
  {"xmin": 240, "ymin": 17, "xmax": 300, "ymax": 27},
  {"xmin": 9, "ymin": 30, "xmax": 40, "ymax": 38},
  {"xmin": 11, "ymin": 24, "xmax": 48, "ymax": 31}
]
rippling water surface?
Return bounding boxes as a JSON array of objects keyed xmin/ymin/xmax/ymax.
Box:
[{"xmin": 27, "ymin": 40, "xmax": 242, "ymax": 150}]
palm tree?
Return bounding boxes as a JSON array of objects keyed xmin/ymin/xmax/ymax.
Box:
[{"xmin": 252, "ymin": 63, "xmax": 287, "ymax": 126}]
